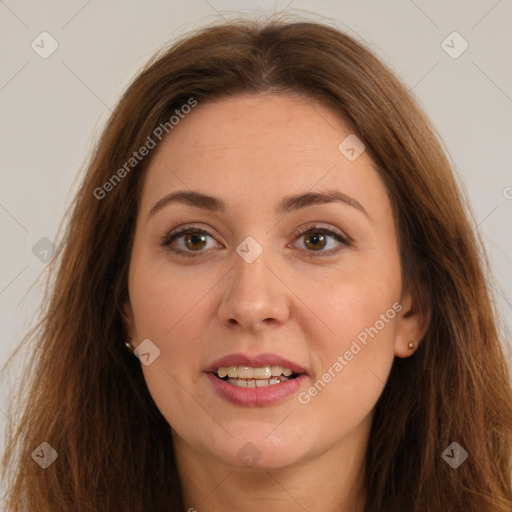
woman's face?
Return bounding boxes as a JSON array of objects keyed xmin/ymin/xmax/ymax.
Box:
[{"xmin": 125, "ymin": 93, "xmax": 422, "ymax": 470}]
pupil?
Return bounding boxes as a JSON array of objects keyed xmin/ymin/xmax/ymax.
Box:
[
  {"xmin": 186, "ymin": 232, "xmax": 206, "ymax": 250},
  {"xmin": 306, "ymin": 233, "xmax": 325, "ymax": 250}
]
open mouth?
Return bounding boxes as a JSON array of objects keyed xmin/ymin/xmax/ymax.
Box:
[{"xmin": 214, "ymin": 365, "xmax": 300, "ymax": 388}]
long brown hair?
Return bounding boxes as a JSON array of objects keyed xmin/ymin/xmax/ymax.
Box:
[{"xmin": 2, "ymin": 16, "xmax": 511, "ymax": 512}]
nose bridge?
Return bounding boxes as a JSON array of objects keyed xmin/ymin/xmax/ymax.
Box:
[{"xmin": 217, "ymin": 235, "xmax": 290, "ymax": 329}]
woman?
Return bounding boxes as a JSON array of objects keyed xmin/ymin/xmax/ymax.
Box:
[{"xmin": 2, "ymin": 16, "xmax": 512, "ymax": 512}]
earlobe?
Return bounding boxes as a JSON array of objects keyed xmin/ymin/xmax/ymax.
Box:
[{"xmin": 394, "ymin": 292, "xmax": 431, "ymax": 358}]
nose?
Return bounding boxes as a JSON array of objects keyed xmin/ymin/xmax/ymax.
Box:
[{"xmin": 217, "ymin": 248, "xmax": 291, "ymax": 332}]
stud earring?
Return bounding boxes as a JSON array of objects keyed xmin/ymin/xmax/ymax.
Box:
[
  {"xmin": 408, "ymin": 341, "xmax": 415, "ymax": 350},
  {"xmin": 124, "ymin": 340, "xmax": 134, "ymax": 352}
]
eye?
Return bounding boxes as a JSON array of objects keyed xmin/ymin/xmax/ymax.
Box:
[
  {"xmin": 290, "ymin": 224, "xmax": 349, "ymax": 257},
  {"xmin": 162, "ymin": 226, "xmax": 219, "ymax": 258},
  {"xmin": 162, "ymin": 223, "xmax": 349, "ymax": 258}
]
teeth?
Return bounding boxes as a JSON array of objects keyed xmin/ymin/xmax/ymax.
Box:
[
  {"xmin": 216, "ymin": 364, "xmax": 295, "ymax": 379},
  {"xmin": 226, "ymin": 376, "xmax": 290, "ymax": 388},
  {"xmin": 253, "ymin": 366, "xmax": 272, "ymax": 379},
  {"xmin": 238, "ymin": 366, "xmax": 253, "ymax": 379},
  {"xmin": 217, "ymin": 367, "xmax": 229, "ymax": 378},
  {"xmin": 271, "ymin": 366, "xmax": 282, "ymax": 377}
]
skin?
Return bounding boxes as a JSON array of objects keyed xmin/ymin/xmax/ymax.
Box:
[{"xmin": 124, "ymin": 93, "xmax": 428, "ymax": 512}]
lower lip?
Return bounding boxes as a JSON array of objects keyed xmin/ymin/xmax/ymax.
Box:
[{"xmin": 206, "ymin": 372, "xmax": 308, "ymax": 407}]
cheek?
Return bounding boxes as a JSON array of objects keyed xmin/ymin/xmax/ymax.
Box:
[
  {"xmin": 128, "ymin": 264, "xmax": 221, "ymax": 421},
  {"xmin": 297, "ymin": 303, "xmax": 398, "ymax": 440},
  {"xmin": 307, "ymin": 253, "xmax": 402, "ymax": 352},
  {"xmin": 129, "ymin": 260, "xmax": 218, "ymax": 344},
  {"xmin": 296, "ymin": 259, "xmax": 400, "ymax": 421},
  {"xmin": 296, "ymin": 347, "xmax": 394, "ymax": 447},
  {"xmin": 129, "ymin": 271, "xmax": 212, "ymax": 430}
]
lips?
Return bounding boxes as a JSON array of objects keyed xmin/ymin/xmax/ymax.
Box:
[
  {"xmin": 206, "ymin": 371, "xmax": 308, "ymax": 406},
  {"xmin": 204, "ymin": 352, "xmax": 309, "ymax": 406}
]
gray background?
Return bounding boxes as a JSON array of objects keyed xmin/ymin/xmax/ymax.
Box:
[{"xmin": 1, "ymin": 0, "xmax": 511, "ymax": 498}]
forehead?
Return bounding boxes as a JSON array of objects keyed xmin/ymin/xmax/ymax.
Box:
[
  {"xmin": 140, "ymin": 93, "xmax": 388, "ymax": 217},
  {"xmin": 155, "ymin": 93, "xmax": 351, "ymax": 158}
]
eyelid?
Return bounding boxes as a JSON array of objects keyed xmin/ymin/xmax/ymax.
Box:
[{"xmin": 291, "ymin": 222, "xmax": 350, "ymax": 243}]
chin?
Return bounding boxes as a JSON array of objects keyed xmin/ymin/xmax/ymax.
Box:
[{"xmin": 206, "ymin": 431, "xmax": 309, "ymax": 471}]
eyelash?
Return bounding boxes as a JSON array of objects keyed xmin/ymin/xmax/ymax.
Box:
[{"xmin": 161, "ymin": 223, "xmax": 350, "ymax": 259}]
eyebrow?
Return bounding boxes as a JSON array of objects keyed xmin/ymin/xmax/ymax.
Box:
[{"xmin": 147, "ymin": 189, "xmax": 369, "ymax": 219}]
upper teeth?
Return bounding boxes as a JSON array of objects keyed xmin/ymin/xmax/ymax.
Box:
[{"xmin": 216, "ymin": 365, "xmax": 293, "ymax": 379}]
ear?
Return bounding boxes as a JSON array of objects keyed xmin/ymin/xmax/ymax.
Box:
[{"xmin": 394, "ymin": 290, "xmax": 430, "ymax": 358}]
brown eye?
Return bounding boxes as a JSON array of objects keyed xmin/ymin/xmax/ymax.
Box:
[
  {"xmin": 162, "ymin": 228, "xmax": 218, "ymax": 257},
  {"xmin": 293, "ymin": 226, "xmax": 349, "ymax": 256},
  {"xmin": 182, "ymin": 231, "xmax": 208, "ymax": 251},
  {"xmin": 303, "ymin": 232, "xmax": 328, "ymax": 251}
]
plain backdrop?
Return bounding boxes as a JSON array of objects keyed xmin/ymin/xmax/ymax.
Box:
[{"xmin": 1, "ymin": 0, "xmax": 511, "ymax": 498}]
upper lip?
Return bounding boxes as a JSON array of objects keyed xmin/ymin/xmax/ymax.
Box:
[{"xmin": 205, "ymin": 352, "xmax": 308, "ymax": 375}]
